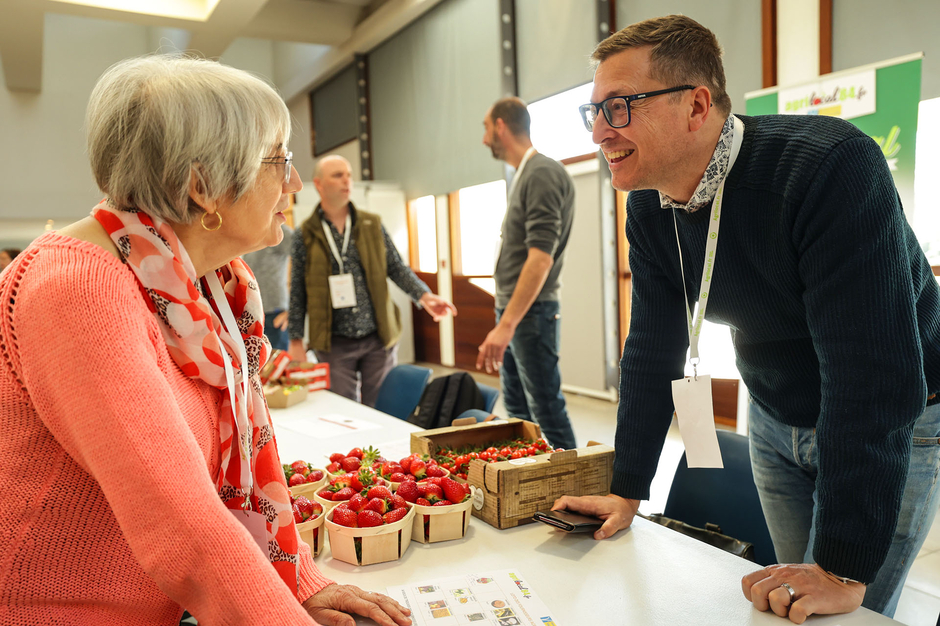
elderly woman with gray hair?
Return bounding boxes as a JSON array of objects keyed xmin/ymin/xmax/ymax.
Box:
[{"xmin": 0, "ymin": 56, "xmax": 411, "ymax": 626}]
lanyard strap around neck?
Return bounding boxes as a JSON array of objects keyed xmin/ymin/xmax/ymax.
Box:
[
  {"xmin": 508, "ymin": 146, "xmax": 537, "ymax": 200},
  {"xmin": 321, "ymin": 212, "xmax": 352, "ymax": 273},
  {"xmin": 673, "ymin": 116, "xmax": 745, "ymax": 376},
  {"xmin": 205, "ymin": 272, "xmax": 253, "ymax": 500}
]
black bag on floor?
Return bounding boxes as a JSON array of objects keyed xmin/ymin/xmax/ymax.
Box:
[
  {"xmin": 407, "ymin": 372, "xmax": 486, "ymax": 430},
  {"xmin": 642, "ymin": 513, "xmax": 757, "ymax": 562}
]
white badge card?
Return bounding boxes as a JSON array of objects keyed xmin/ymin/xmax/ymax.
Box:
[
  {"xmin": 671, "ymin": 374, "xmax": 723, "ymax": 468},
  {"xmin": 328, "ymin": 273, "xmax": 357, "ymax": 309}
]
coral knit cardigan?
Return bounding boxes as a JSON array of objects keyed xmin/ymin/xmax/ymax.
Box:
[{"xmin": 0, "ymin": 233, "xmax": 332, "ymax": 625}]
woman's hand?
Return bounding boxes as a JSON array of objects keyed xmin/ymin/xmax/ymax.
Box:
[{"xmin": 302, "ymin": 583, "xmax": 411, "ymax": 626}]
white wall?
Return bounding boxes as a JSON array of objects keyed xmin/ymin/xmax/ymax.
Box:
[{"xmin": 0, "ymin": 14, "xmax": 281, "ymax": 248}]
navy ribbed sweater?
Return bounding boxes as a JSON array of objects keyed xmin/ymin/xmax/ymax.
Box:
[{"xmin": 615, "ymin": 114, "xmax": 940, "ymax": 582}]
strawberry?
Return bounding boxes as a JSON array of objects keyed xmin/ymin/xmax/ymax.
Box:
[
  {"xmin": 416, "ymin": 497, "xmax": 431, "ymax": 507},
  {"xmin": 332, "ymin": 487, "xmax": 356, "ymax": 501},
  {"xmin": 389, "ymin": 472, "xmax": 407, "ymax": 483},
  {"xmin": 347, "ymin": 493, "xmax": 368, "ymax": 512},
  {"xmin": 306, "ymin": 469, "xmax": 324, "ymax": 483},
  {"xmin": 347, "ymin": 447, "xmax": 364, "ymax": 460},
  {"xmin": 329, "ymin": 452, "xmax": 346, "ymax": 464},
  {"xmin": 364, "ymin": 497, "xmax": 389, "ymax": 515},
  {"xmin": 310, "ymin": 501, "xmax": 324, "ymax": 518},
  {"xmin": 419, "ymin": 483, "xmax": 444, "ymax": 504},
  {"xmin": 290, "ymin": 460, "xmax": 309, "ymax": 475},
  {"xmin": 294, "ymin": 496, "xmax": 316, "ymax": 521},
  {"xmin": 441, "ymin": 476, "xmax": 468, "ymax": 504},
  {"xmin": 326, "ymin": 462, "xmax": 342, "ymax": 474},
  {"xmin": 341, "ymin": 456, "xmax": 362, "ymax": 473},
  {"xmin": 352, "ymin": 468, "xmax": 380, "ymax": 493},
  {"xmin": 292, "ymin": 503, "xmax": 303, "ymax": 524},
  {"xmin": 332, "ymin": 505, "xmax": 358, "ymax": 528},
  {"xmin": 366, "ymin": 486, "xmax": 393, "ymax": 501},
  {"xmin": 360, "ymin": 445, "xmax": 381, "ymax": 467},
  {"xmin": 390, "ymin": 494, "xmax": 408, "ymax": 510},
  {"xmin": 357, "ymin": 509, "xmax": 384, "ymax": 527},
  {"xmin": 316, "ymin": 489, "xmax": 333, "ymax": 501},
  {"xmin": 400, "ymin": 454, "xmax": 417, "ymax": 473},
  {"xmin": 410, "ymin": 459, "xmax": 427, "ymax": 480},
  {"xmin": 395, "ymin": 481, "xmax": 419, "ymax": 503},
  {"xmin": 383, "ymin": 507, "xmax": 409, "ymax": 524},
  {"xmin": 289, "ymin": 473, "xmax": 307, "ymax": 487},
  {"xmin": 426, "ymin": 465, "xmax": 446, "ymax": 478},
  {"xmin": 329, "ymin": 473, "xmax": 353, "ymax": 490},
  {"xmin": 424, "ymin": 476, "xmax": 442, "ymax": 487},
  {"xmin": 433, "ymin": 500, "xmax": 452, "ymax": 506}
]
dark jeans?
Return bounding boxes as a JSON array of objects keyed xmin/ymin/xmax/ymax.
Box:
[
  {"xmin": 314, "ymin": 333, "xmax": 397, "ymax": 407},
  {"xmin": 497, "ymin": 301, "xmax": 576, "ymax": 450},
  {"xmin": 263, "ymin": 309, "xmax": 288, "ymax": 351}
]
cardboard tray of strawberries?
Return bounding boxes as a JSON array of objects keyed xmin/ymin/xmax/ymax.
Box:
[{"xmin": 411, "ymin": 419, "xmax": 615, "ymax": 529}]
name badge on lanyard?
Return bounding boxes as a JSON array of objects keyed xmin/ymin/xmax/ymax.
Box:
[
  {"xmin": 322, "ymin": 214, "xmax": 357, "ymax": 309},
  {"xmin": 670, "ymin": 116, "xmax": 744, "ymax": 469}
]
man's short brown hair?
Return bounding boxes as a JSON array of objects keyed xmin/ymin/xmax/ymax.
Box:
[
  {"xmin": 489, "ymin": 97, "xmax": 530, "ymax": 137},
  {"xmin": 592, "ymin": 15, "xmax": 732, "ymax": 116}
]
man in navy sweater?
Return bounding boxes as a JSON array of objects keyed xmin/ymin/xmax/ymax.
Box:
[{"xmin": 554, "ymin": 15, "xmax": 940, "ymax": 623}]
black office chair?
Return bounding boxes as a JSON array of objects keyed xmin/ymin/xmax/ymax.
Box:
[{"xmin": 663, "ymin": 429, "xmax": 777, "ymax": 566}]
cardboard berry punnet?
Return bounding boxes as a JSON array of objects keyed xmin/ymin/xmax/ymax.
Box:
[{"xmin": 325, "ymin": 502, "xmax": 416, "ymax": 566}]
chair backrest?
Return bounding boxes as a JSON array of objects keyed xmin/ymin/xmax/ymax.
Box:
[
  {"xmin": 663, "ymin": 430, "xmax": 776, "ymax": 566},
  {"xmin": 477, "ymin": 382, "xmax": 499, "ymax": 413},
  {"xmin": 373, "ymin": 364, "xmax": 432, "ymax": 420}
]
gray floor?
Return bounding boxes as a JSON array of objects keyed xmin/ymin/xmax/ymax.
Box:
[{"xmin": 419, "ymin": 362, "xmax": 940, "ymax": 626}]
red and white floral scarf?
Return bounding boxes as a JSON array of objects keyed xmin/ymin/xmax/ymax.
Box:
[{"xmin": 93, "ymin": 200, "xmax": 299, "ymax": 596}]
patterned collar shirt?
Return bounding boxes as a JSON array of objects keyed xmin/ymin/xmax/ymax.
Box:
[{"xmin": 659, "ymin": 115, "xmax": 736, "ymax": 213}]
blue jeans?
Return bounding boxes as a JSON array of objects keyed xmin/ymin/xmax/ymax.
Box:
[
  {"xmin": 497, "ymin": 301, "xmax": 576, "ymax": 450},
  {"xmin": 748, "ymin": 399, "xmax": 940, "ymax": 617},
  {"xmin": 263, "ymin": 309, "xmax": 288, "ymax": 351}
]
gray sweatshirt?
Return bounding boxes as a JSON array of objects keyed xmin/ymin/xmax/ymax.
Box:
[{"xmin": 494, "ymin": 152, "xmax": 575, "ymax": 309}]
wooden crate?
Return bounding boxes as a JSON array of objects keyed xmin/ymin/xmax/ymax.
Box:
[{"xmin": 411, "ymin": 419, "xmax": 615, "ymax": 529}]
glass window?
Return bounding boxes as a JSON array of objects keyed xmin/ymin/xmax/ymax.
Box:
[
  {"xmin": 914, "ymin": 97, "xmax": 940, "ymax": 264},
  {"xmin": 408, "ymin": 195, "xmax": 438, "ymax": 274},
  {"xmin": 529, "ymin": 83, "xmax": 598, "ymax": 162},
  {"xmin": 457, "ymin": 180, "xmax": 507, "ymax": 276}
]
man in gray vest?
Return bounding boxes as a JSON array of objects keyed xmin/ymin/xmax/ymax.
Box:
[
  {"xmin": 288, "ymin": 155, "xmax": 456, "ymax": 406},
  {"xmin": 478, "ymin": 97, "xmax": 577, "ymax": 450}
]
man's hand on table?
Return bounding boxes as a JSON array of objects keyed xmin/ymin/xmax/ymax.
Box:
[
  {"xmin": 551, "ymin": 494, "xmax": 640, "ymax": 540},
  {"xmin": 303, "ymin": 583, "xmax": 411, "ymax": 626},
  {"xmin": 741, "ymin": 563, "xmax": 865, "ymax": 624}
]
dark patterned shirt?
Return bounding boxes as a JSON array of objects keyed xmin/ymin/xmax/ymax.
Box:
[{"xmin": 288, "ymin": 204, "xmax": 429, "ymax": 341}]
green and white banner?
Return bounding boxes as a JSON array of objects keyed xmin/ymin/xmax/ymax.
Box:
[{"xmin": 745, "ymin": 53, "xmax": 923, "ymax": 223}]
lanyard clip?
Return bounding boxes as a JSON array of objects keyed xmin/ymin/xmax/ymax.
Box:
[{"xmin": 690, "ymin": 356, "xmax": 700, "ymax": 381}]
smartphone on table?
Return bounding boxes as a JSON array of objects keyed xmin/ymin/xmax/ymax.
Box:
[{"xmin": 532, "ymin": 509, "xmax": 603, "ymax": 533}]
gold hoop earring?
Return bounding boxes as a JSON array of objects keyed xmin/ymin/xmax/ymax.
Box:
[{"xmin": 201, "ymin": 212, "xmax": 222, "ymax": 231}]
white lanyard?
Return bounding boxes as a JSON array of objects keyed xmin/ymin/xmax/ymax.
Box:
[
  {"xmin": 205, "ymin": 272, "xmax": 253, "ymax": 498},
  {"xmin": 673, "ymin": 116, "xmax": 744, "ymax": 377},
  {"xmin": 321, "ymin": 213, "xmax": 352, "ymax": 274},
  {"xmin": 508, "ymin": 146, "xmax": 537, "ymax": 200}
]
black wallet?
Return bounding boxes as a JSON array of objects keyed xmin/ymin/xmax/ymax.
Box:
[{"xmin": 532, "ymin": 510, "xmax": 603, "ymax": 533}]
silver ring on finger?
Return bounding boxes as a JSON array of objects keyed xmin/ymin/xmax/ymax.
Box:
[{"xmin": 780, "ymin": 582, "xmax": 797, "ymax": 604}]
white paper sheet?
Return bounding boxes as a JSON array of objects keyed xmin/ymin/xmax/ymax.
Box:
[
  {"xmin": 277, "ymin": 413, "xmax": 382, "ymax": 439},
  {"xmin": 387, "ymin": 569, "xmax": 559, "ymax": 626}
]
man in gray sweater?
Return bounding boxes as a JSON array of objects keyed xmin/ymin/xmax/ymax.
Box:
[{"xmin": 477, "ymin": 97, "xmax": 577, "ymax": 450}]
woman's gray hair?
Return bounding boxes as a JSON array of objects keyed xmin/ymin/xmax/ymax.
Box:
[{"xmin": 86, "ymin": 55, "xmax": 290, "ymax": 223}]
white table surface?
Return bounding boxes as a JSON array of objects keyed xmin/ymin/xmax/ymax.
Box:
[{"xmin": 271, "ymin": 390, "xmax": 900, "ymax": 626}]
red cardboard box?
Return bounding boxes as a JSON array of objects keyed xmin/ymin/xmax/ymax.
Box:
[
  {"xmin": 260, "ymin": 349, "xmax": 292, "ymax": 385},
  {"xmin": 283, "ymin": 362, "xmax": 330, "ymax": 392}
]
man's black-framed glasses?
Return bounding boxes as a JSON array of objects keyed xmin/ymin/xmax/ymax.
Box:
[
  {"xmin": 578, "ymin": 85, "xmax": 695, "ymax": 131},
  {"xmin": 261, "ymin": 151, "xmax": 293, "ymax": 184}
]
